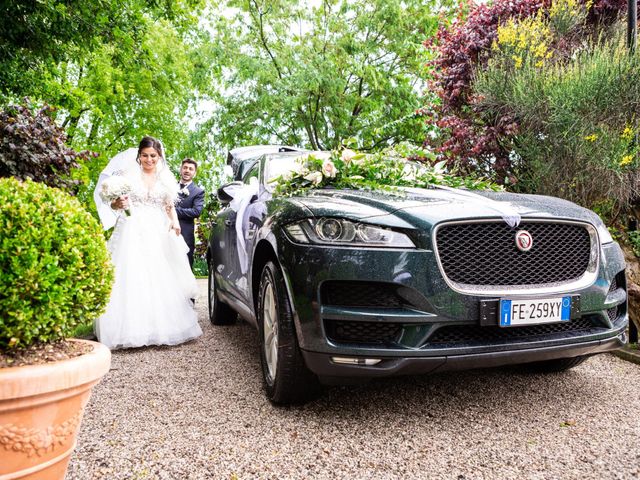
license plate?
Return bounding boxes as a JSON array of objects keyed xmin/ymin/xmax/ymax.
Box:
[{"xmin": 499, "ymin": 297, "xmax": 571, "ymax": 327}]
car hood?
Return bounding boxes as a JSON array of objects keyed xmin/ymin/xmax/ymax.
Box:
[{"xmin": 292, "ymin": 188, "xmax": 603, "ymax": 230}]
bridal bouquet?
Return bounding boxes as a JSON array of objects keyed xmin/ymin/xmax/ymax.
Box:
[{"xmin": 99, "ymin": 176, "xmax": 132, "ymax": 216}]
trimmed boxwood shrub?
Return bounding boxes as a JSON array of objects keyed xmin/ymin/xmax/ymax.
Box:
[{"xmin": 0, "ymin": 177, "xmax": 114, "ymax": 350}]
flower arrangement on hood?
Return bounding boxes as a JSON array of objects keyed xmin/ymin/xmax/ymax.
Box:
[{"xmin": 271, "ymin": 145, "xmax": 500, "ymax": 197}]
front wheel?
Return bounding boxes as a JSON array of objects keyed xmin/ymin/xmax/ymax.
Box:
[
  {"xmin": 258, "ymin": 261, "xmax": 319, "ymax": 404},
  {"xmin": 208, "ymin": 263, "xmax": 236, "ymax": 325}
]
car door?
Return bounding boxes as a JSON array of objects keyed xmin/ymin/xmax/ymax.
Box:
[{"xmin": 223, "ymin": 161, "xmax": 261, "ymax": 302}]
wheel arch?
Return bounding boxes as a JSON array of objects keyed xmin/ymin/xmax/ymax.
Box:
[
  {"xmin": 251, "ymin": 239, "xmax": 298, "ymax": 324},
  {"xmin": 252, "ymin": 239, "xmax": 279, "ymax": 312}
]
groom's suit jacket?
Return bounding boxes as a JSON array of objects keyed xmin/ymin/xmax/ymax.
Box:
[{"xmin": 176, "ymin": 181, "xmax": 205, "ymax": 266}]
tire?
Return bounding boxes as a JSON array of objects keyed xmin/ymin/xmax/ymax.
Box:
[
  {"xmin": 258, "ymin": 261, "xmax": 320, "ymax": 404},
  {"xmin": 208, "ymin": 262, "xmax": 236, "ymax": 325},
  {"xmin": 521, "ymin": 355, "xmax": 589, "ymax": 373}
]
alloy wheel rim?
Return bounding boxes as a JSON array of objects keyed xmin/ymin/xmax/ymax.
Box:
[{"xmin": 263, "ymin": 280, "xmax": 278, "ymax": 381}]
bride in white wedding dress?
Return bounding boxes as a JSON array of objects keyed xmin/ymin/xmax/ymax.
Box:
[{"xmin": 94, "ymin": 136, "xmax": 202, "ymax": 349}]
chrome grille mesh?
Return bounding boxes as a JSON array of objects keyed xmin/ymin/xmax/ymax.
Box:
[{"xmin": 435, "ymin": 221, "xmax": 592, "ymax": 286}]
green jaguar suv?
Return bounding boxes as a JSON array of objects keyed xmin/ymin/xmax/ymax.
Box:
[{"xmin": 207, "ymin": 146, "xmax": 628, "ymax": 404}]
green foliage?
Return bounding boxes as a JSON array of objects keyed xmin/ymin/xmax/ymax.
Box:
[
  {"xmin": 424, "ymin": 0, "xmax": 627, "ymax": 184},
  {"xmin": 0, "ymin": 178, "xmax": 114, "ymax": 351},
  {"xmin": 272, "ymin": 147, "xmax": 501, "ymax": 197},
  {"xmin": 474, "ymin": 31, "xmax": 640, "ymax": 218},
  {"xmin": 192, "ymin": 256, "xmax": 208, "ymax": 277},
  {"xmin": 205, "ymin": 0, "xmax": 449, "ymax": 151},
  {"xmin": 0, "ymin": 0, "xmax": 205, "ymax": 99},
  {"xmin": 628, "ymin": 231, "xmax": 640, "ymax": 258},
  {"xmin": 66, "ymin": 19, "xmax": 213, "ymax": 212},
  {"xmin": 0, "ymin": 102, "xmax": 96, "ymax": 191},
  {"xmin": 0, "ymin": 1, "xmax": 214, "ymax": 218}
]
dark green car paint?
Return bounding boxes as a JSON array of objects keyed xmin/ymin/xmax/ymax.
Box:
[{"xmin": 208, "ymin": 153, "xmax": 628, "ymax": 380}]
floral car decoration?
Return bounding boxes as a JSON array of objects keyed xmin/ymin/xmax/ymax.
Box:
[{"xmin": 271, "ymin": 147, "xmax": 501, "ymax": 197}]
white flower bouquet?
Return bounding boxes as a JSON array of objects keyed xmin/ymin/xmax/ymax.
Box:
[{"xmin": 99, "ymin": 176, "xmax": 132, "ymax": 216}]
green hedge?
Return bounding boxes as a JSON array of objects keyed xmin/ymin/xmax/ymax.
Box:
[{"xmin": 0, "ymin": 178, "xmax": 114, "ymax": 350}]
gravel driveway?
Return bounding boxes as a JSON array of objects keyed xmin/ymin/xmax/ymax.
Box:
[{"xmin": 67, "ymin": 280, "xmax": 640, "ymax": 480}]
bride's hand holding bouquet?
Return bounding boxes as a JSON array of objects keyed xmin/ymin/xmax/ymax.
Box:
[{"xmin": 100, "ymin": 176, "xmax": 132, "ymax": 216}]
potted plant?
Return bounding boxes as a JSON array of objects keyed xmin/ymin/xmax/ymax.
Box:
[{"xmin": 0, "ymin": 177, "xmax": 114, "ymax": 479}]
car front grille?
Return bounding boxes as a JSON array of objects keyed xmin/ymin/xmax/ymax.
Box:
[
  {"xmin": 435, "ymin": 221, "xmax": 593, "ymax": 288},
  {"xmin": 427, "ymin": 316, "xmax": 601, "ymax": 345},
  {"xmin": 325, "ymin": 320, "xmax": 402, "ymax": 345}
]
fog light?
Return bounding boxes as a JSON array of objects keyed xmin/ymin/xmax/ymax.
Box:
[{"xmin": 331, "ymin": 356, "xmax": 381, "ymax": 366}]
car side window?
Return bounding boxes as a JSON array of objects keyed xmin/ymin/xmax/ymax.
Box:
[{"xmin": 243, "ymin": 163, "xmax": 259, "ymax": 185}]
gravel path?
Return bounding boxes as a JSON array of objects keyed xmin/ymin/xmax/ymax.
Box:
[{"xmin": 67, "ymin": 280, "xmax": 640, "ymax": 480}]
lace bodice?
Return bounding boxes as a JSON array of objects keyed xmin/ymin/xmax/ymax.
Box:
[
  {"xmin": 130, "ymin": 186, "xmax": 173, "ymax": 208},
  {"xmin": 115, "ymin": 168, "xmax": 179, "ymax": 208}
]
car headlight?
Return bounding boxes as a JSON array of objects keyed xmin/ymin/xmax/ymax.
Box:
[{"xmin": 284, "ymin": 218, "xmax": 415, "ymax": 248}]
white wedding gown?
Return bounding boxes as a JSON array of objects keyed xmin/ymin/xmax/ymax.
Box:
[{"xmin": 95, "ymin": 171, "xmax": 202, "ymax": 349}]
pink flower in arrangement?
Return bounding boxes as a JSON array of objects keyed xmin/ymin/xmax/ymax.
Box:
[
  {"xmin": 321, "ymin": 160, "xmax": 337, "ymax": 178},
  {"xmin": 340, "ymin": 149, "xmax": 356, "ymax": 164}
]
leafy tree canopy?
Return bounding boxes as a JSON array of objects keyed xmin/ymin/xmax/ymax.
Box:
[
  {"xmin": 0, "ymin": 0, "xmax": 205, "ymax": 98},
  {"xmin": 203, "ymin": 0, "xmax": 450, "ymax": 152}
]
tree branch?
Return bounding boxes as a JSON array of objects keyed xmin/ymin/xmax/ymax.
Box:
[{"xmin": 251, "ymin": 0, "xmax": 283, "ymax": 80}]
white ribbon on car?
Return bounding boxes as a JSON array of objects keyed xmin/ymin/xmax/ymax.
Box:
[
  {"xmin": 227, "ymin": 179, "xmax": 260, "ymax": 275},
  {"xmin": 402, "ymin": 186, "xmax": 521, "ymax": 228}
]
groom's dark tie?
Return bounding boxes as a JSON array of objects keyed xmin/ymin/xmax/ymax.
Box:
[{"xmin": 179, "ymin": 183, "xmax": 185, "ymax": 189}]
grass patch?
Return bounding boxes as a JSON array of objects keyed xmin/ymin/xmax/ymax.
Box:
[{"xmin": 71, "ymin": 322, "xmax": 94, "ymax": 339}]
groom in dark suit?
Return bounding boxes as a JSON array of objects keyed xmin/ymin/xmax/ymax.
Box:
[{"xmin": 176, "ymin": 158, "xmax": 205, "ymax": 268}]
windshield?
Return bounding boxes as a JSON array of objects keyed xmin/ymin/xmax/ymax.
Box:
[{"xmin": 264, "ymin": 154, "xmax": 304, "ymax": 191}]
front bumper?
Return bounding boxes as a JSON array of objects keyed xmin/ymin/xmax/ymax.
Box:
[
  {"xmin": 277, "ymin": 232, "xmax": 628, "ymax": 378},
  {"xmin": 302, "ymin": 326, "xmax": 627, "ymax": 378}
]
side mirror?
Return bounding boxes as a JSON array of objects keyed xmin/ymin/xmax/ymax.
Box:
[{"xmin": 217, "ymin": 181, "xmax": 243, "ymax": 205}]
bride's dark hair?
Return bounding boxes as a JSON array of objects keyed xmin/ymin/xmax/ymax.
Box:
[{"xmin": 136, "ymin": 136, "xmax": 164, "ymax": 162}]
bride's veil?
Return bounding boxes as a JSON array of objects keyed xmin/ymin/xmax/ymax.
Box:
[
  {"xmin": 94, "ymin": 143, "xmax": 179, "ymax": 230},
  {"xmin": 94, "ymin": 148, "xmax": 139, "ymax": 230}
]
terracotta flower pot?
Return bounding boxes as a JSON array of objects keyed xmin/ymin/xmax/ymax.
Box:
[{"xmin": 0, "ymin": 339, "xmax": 111, "ymax": 480}]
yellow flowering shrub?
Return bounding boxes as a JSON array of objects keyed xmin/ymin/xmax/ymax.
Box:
[
  {"xmin": 494, "ymin": 0, "xmax": 590, "ymax": 70},
  {"xmin": 617, "ymin": 125, "xmax": 638, "ymax": 169},
  {"xmin": 549, "ymin": 0, "xmax": 590, "ymax": 35},
  {"xmin": 496, "ymin": 14, "xmax": 553, "ymax": 69}
]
